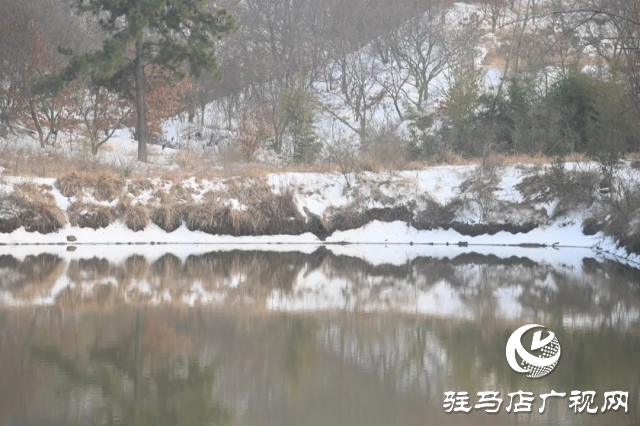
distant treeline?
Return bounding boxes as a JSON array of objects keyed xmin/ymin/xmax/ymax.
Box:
[{"xmin": 0, "ymin": 0, "xmax": 639, "ymax": 163}]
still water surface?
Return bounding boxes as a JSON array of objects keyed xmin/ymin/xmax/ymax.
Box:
[{"xmin": 0, "ymin": 246, "xmax": 639, "ymax": 425}]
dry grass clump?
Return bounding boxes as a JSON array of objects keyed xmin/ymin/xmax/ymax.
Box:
[
  {"xmin": 175, "ymin": 149, "xmax": 212, "ymax": 173},
  {"xmin": 169, "ymin": 183, "xmax": 194, "ymax": 203},
  {"xmin": 56, "ymin": 172, "xmax": 125, "ymax": 201},
  {"xmin": 55, "ymin": 172, "xmax": 87, "ymax": 198},
  {"xmin": 5, "ymin": 183, "xmax": 66, "ymax": 233},
  {"xmin": 152, "ymin": 182, "xmax": 194, "ymax": 204},
  {"xmin": 0, "ymin": 144, "xmax": 125, "ymax": 178},
  {"xmin": 68, "ymin": 201, "xmax": 116, "ymax": 229},
  {"xmin": 122, "ymin": 203, "xmax": 150, "ymax": 232},
  {"xmin": 225, "ymin": 177, "xmax": 272, "ymax": 203},
  {"xmin": 151, "ymin": 203, "xmax": 184, "ymax": 232},
  {"xmin": 93, "ymin": 174, "xmax": 125, "ymax": 202},
  {"xmin": 184, "ymin": 188, "xmax": 306, "ymax": 236},
  {"xmin": 185, "ymin": 200, "xmax": 243, "ymax": 235},
  {"xmin": 243, "ymin": 188, "xmax": 305, "ymax": 235}
]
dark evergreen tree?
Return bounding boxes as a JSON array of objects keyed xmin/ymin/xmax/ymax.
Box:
[{"xmin": 46, "ymin": 0, "xmax": 236, "ymax": 161}]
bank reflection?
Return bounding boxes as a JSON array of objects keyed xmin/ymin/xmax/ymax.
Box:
[{"xmin": 1, "ymin": 249, "xmax": 639, "ymax": 327}]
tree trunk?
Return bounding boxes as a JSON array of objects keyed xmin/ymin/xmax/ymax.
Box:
[
  {"xmin": 27, "ymin": 97, "xmax": 45, "ymax": 148},
  {"xmin": 134, "ymin": 12, "xmax": 148, "ymax": 163}
]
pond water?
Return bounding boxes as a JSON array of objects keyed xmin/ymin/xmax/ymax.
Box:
[{"xmin": 0, "ymin": 245, "xmax": 639, "ymax": 425}]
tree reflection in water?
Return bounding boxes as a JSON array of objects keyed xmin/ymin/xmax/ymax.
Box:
[
  {"xmin": 0, "ymin": 249, "xmax": 638, "ymax": 327},
  {"xmin": 0, "ymin": 248, "xmax": 639, "ymax": 425},
  {"xmin": 30, "ymin": 309, "xmax": 231, "ymax": 426}
]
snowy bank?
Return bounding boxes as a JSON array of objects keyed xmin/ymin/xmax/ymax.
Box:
[{"xmin": 1, "ymin": 162, "xmax": 639, "ymax": 264}]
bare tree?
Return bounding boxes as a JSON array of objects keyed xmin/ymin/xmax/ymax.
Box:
[
  {"xmin": 384, "ymin": 1, "xmax": 450, "ymax": 115},
  {"xmin": 479, "ymin": 0, "xmax": 508, "ymax": 31},
  {"xmin": 69, "ymin": 81, "xmax": 132, "ymax": 154}
]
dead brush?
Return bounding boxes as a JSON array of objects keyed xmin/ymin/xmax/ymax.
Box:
[
  {"xmin": 170, "ymin": 183, "xmax": 195, "ymax": 203},
  {"xmin": 93, "ymin": 174, "xmax": 125, "ymax": 202},
  {"xmin": 56, "ymin": 172, "xmax": 125, "ymax": 202},
  {"xmin": 0, "ymin": 199, "xmax": 22, "ymax": 233},
  {"xmin": 121, "ymin": 202, "xmax": 150, "ymax": 232},
  {"xmin": 127, "ymin": 179, "xmax": 155, "ymax": 197},
  {"xmin": 326, "ymin": 196, "xmax": 413, "ymax": 232},
  {"xmin": 185, "ymin": 200, "xmax": 243, "ymax": 235},
  {"xmin": 414, "ymin": 195, "xmax": 461, "ymax": 229},
  {"xmin": 68, "ymin": 201, "xmax": 116, "ymax": 229},
  {"xmin": 175, "ymin": 149, "xmax": 205, "ymax": 171},
  {"xmin": 10, "ymin": 183, "xmax": 66, "ymax": 233},
  {"xmin": 55, "ymin": 171, "xmax": 88, "ymax": 198},
  {"xmin": 151, "ymin": 203, "xmax": 185, "ymax": 233},
  {"xmin": 599, "ymin": 182, "xmax": 640, "ymax": 254},
  {"xmin": 184, "ymin": 190, "xmax": 303, "ymax": 236},
  {"xmin": 244, "ymin": 188, "xmax": 305, "ymax": 235},
  {"xmin": 225, "ymin": 178, "xmax": 306, "ymax": 235},
  {"xmin": 225, "ymin": 177, "xmax": 272, "ymax": 205}
]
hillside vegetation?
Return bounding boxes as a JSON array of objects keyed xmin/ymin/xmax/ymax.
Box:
[{"xmin": 1, "ymin": 0, "xmax": 639, "ymax": 172}]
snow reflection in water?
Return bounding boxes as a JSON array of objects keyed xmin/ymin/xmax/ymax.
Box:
[
  {"xmin": 0, "ymin": 246, "xmax": 639, "ymax": 426},
  {"xmin": 1, "ymin": 247, "xmax": 639, "ymax": 327}
]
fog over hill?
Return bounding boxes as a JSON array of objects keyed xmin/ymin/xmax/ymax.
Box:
[{"xmin": 1, "ymin": 0, "xmax": 638, "ymax": 167}]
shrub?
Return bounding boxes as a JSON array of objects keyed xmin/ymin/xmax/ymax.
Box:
[
  {"xmin": 0, "ymin": 191, "xmax": 25, "ymax": 233},
  {"xmin": 237, "ymin": 110, "xmax": 272, "ymax": 162},
  {"xmin": 516, "ymin": 160, "xmax": 601, "ymax": 217},
  {"xmin": 414, "ymin": 196, "xmax": 461, "ymax": 228},
  {"xmin": 457, "ymin": 154, "xmax": 502, "ymax": 220},
  {"xmin": 600, "ymin": 183, "xmax": 640, "ymax": 254},
  {"xmin": 280, "ymin": 84, "xmax": 320, "ymax": 163}
]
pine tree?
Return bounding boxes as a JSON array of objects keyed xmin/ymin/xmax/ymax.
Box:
[{"xmin": 46, "ymin": 0, "xmax": 236, "ymax": 162}]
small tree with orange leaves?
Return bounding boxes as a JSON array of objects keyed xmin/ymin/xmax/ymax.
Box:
[
  {"xmin": 238, "ymin": 110, "xmax": 273, "ymax": 162},
  {"xmin": 0, "ymin": 0, "xmax": 78, "ymax": 147},
  {"xmin": 144, "ymin": 68, "xmax": 195, "ymax": 138}
]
